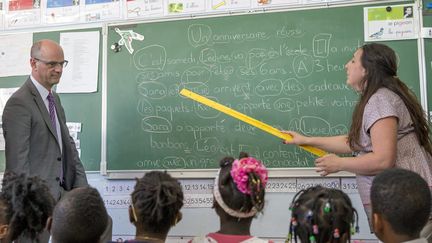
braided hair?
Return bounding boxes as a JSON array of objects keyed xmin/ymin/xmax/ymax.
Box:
[
  {"xmin": 216, "ymin": 152, "xmax": 266, "ymax": 217},
  {"xmin": 131, "ymin": 171, "xmax": 183, "ymax": 234},
  {"xmin": 288, "ymin": 186, "xmax": 358, "ymax": 243},
  {"xmin": 0, "ymin": 172, "xmax": 55, "ymax": 242}
]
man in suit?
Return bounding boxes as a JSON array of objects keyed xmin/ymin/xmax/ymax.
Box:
[
  {"xmin": 3, "ymin": 38, "xmax": 112, "ymax": 243},
  {"xmin": 2, "ymin": 39, "xmax": 88, "ymax": 199},
  {"xmin": 2, "ymin": 39, "xmax": 89, "ymax": 242},
  {"xmin": 3, "ymin": 39, "xmax": 114, "ymax": 243}
]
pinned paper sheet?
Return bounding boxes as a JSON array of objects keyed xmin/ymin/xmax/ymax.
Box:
[{"xmin": 180, "ymin": 89, "xmax": 327, "ymax": 157}]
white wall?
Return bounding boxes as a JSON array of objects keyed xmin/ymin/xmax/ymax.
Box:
[{"xmin": 86, "ymin": 173, "xmax": 378, "ymax": 242}]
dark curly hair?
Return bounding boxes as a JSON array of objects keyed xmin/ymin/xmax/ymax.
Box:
[
  {"xmin": 131, "ymin": 171, "xmax": 184, "ymax": 234},
  {"xmin": 371, "ymin": 168, "xmax": 431, "ymax": 237},
  {"xmin": 51, "ymin": 186, "xmax": 108, "ymax": 243},
  {"xmin": 0, "ymin": 172, "xmax": 55, "ymax": 242},
  {"xmin": 288, "ymin": 186, "xmax": 358, "ymax": 243}
]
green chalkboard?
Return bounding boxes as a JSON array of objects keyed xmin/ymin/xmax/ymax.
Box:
[
  {"xmin": 106, "ymin": 2, "xmax": 419, "ymax": 171},
  {"xmin": 0, "ymin": 28, "xmax": 102, "ymax": 171}
]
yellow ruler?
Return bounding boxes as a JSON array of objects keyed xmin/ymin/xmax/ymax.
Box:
[{"xmin": 180, "ymin": 88, "xmax": 327, "ymax": 157}]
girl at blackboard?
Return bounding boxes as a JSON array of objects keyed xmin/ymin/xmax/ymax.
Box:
[
  {"xmin": 283, "ymin": 43, "xmax": 432, "ymax": 237},
  {"xmin": 190, "ymin": 152, "xmax": 272, "ymax": 243},
  {"xmin": 287, "ymin": 185, "xmax": 359, "ymax": 243}
]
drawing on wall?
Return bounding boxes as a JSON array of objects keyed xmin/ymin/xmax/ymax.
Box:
[
  {"xmin": 126, "ymin": 0, "xmax": 163, "ymax": 18},
  {"xmin": 44, "ymin": 0, "xmax": 80, "ymax": 24},
  {"xmin": 166, "ymin": 0, "xmax": 205, "ymax": 14},
  {"xmin": 258, "ymin": 0, "xmax": 270, "ymax": 4},
  {"xmin": 168, "ymin": 2, "xmax": 182, "ymax": 12},
  {"xmin": 212, "ymin": 1, "xmax": 225, "ymax": 10},
  {"xmin": 113, "ymin": 28, "xmax": 144, "ymax": 54},
  {"xmin": 253, "ymin": 0, "xmax": 299, "ymax": 8},
  {"xmin": 8, "ymin": 0, "xmax": 36, "ymax": 10},
  {"xmin": 47, "ymin": 0, "xmax": 75, "ymax": 8},
  {"xmin": 82, "ymin": 0, "xmax": 120, "ymax": 22},
  {"xmin": 6, "ymin": 0, "xmax": 42, "ymax": 28},
  {"xmin": 208, "ymin": 0, "xmax": 252, "ymax": 11},
  {"xmin": 369, "ymin": 27, "xmax": 384, "ymax": 39}
]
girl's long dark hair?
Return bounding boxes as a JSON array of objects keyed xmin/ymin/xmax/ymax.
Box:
[{"xmin": 348, "ymin": 43, "xmax": 432, "ymax": 156}]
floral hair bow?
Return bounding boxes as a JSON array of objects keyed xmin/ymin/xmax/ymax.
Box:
[{"xmin": 230, "ymin": 157, "xmax": 268, "ymax": 195}]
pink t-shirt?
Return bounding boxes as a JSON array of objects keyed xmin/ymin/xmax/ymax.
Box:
[{"xmin": 355, "ymin": 88, "xmax": 432, "ymax": 222}]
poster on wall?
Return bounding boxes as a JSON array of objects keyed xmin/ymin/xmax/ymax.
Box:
[
  {"xmin": 42, "ymin": 0, "xmax": 80, "ymax": 24},
  {"xmin": 4, "ymin": 0, "xmax": 41, "ymax": 28},
  {"xmin": 0, "ymin": 87, "xmax": 19, "ymax": 150},
  {"xmin": 57, "ymin": 31, "xmax": 99, "ymax": 93},
  {"xmin": 364, "ymin": 4, "xmax": 417, "ymax": 41},
  {"xmin": 0, "ymin": 33, "xmax": 32, "ymax": 77},
  {"xmin": 81, "ymin": 0, "xmax": 121, "ymax": 22},
  {"xmin": 126, "ymin": 0, "xmax": 163, "ymax": 19}
]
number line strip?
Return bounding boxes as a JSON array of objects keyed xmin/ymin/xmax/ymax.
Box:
[{"xmin": 180, "ymin": 88, "xmax": 327, "ymax": 157}]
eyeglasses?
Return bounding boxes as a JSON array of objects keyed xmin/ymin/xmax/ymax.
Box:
[{"xmin": 33, "ymin": 57, "xmax": 69, "ymax": 68}]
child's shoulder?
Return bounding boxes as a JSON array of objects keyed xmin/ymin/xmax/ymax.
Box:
[
  {"xmin": 241, "ymin": 237, "xmax": 273, "ymax": 243},
  {"xmin": 189, "ymin": 235, "xmax": 218, "ymax": 243}
]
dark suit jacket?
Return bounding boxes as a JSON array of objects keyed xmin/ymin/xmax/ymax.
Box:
[{"xmin": 2, "ymin": 78, "xmax": 88, "ymax": 199}]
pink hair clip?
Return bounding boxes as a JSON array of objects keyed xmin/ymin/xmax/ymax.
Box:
[
  {"xmin": 313, "ymin": 224, "xmax": 319, "ymax": 234},
  {"xmin": 230, "ymin": 157, "xmax": 268, "ymax": 195},
  {"xmin": 333, "ymin": 228, "xmax": 340, "ymax": 239}
]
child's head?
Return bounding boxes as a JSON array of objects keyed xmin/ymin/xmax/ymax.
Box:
[
  {"xmin": 288, "ymin": 186, "xmax": 358, "ymax": 243},
  {"xmin": 49, "ymin": 186, "xmax": 108, "ymax": 243},
  {"xmin": 371, "ymin": 168, "xmax": 431, "ymax": 241},
  {"xmin": 213, "ymin": 152, "xmax": 268, "ymax": 220},
  {"xmin": 0, "ymin": 172, "xmax": 55, "ymax": 242},
  {"xmin": 130, "ymin": 171, "xmax": 184, "ymax": 235}
]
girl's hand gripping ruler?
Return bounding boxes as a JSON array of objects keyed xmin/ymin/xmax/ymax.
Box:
[{"xmin": 180, "ymin": 89, "xmax": 327, "ymax": 157}]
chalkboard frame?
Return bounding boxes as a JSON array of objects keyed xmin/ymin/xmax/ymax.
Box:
[{"xmin": 103, "ymin": 1, "xmax": 420, "ymax": 178}]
